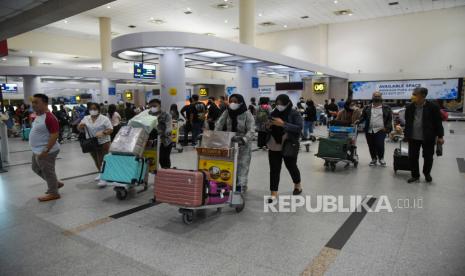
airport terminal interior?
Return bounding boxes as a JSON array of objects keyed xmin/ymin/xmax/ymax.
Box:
[{"xmin": 1, "ymin": 0, "xmax": 465, "ymax": 275}]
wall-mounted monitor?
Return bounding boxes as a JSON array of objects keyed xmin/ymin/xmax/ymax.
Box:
[
  {"xmin": 79, "ymin": 93, "xmax": 92, "ymax": 100},
  {"xmin": 1, "ymin": 83, "xmax": 18, "ymax": 93},
  {"xmin": 134, "ymin": 62, "xmax": 156, "ymax": 79},
  {"xmin": 276, "ymin": 82, "xmax": 304, "ymax": 91}
]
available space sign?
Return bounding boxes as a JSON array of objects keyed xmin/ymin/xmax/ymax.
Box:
[{"xmin": 351, "ymin": 79, "xmax": 461, "ymax": 100}]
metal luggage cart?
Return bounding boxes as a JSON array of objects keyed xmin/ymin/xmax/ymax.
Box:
[
  {"xmin": 174, "ymin": 131, "xmax": 245, "ymax": 224},
  {"xmin": 316, "ymin": 124, "xmax": 359, "ymax": 171},
  {"xmin": 109, "ymin": 157, "xmax": 150, "ymax": 200}
]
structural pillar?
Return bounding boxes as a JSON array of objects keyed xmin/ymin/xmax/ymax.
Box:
[
  {"xmin": 237, "ymin": 0, "xmax": 257, "ymax": 104},
  {"xmin": 318, "ymin": 24, "xmax": 329, "ymax": 66},
  {"xmin": 159, "ymin": 50, "xmax": 186, "ymax": 111},
  {"xmin": 99, "ymin": 17, "xmax": 116, "ymax": 104},
  {"xmin": 23, "ymin": 56, "xmax": 41, "ymax": 104}
]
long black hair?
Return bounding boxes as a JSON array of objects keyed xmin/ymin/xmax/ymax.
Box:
[{"xmin": 108, "ymin": 104, "xmax": 117, "ymax": 119}]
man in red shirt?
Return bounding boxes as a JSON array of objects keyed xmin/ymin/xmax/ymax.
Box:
[{"xmin": 30, "ymin": 94, "xmax": 63, "ymax": 201}]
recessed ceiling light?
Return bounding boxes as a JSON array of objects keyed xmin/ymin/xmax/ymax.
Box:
[
  {"xmin": 204, "ymin": 33, "xmax": 216, "ymax": 36},
  {"xmin": 106, "ymin": 5, "xmax": 111, "ymax": 9},
  {"xmin": 334, "ymin": 0, "xmax": 338, "ymax": 4},
  {"xmin": 149, "ymin": 19, "xmax": 166, "ymax": 24},
  {"xmin": 259, "ymin": 21, "xmax": 276, "ymax": 27},
  {"xmin": 128, "ymin": 25, "xmax": 136, "ymax": 28},
  {"xmin": 187, "ymin": 7, "xmax": 191, "ymax": 11},
  {"xmin": 64, "ymin": 20, "xmax": 68, "ymax": 24},
  {"xmin": 348, "ymin": 13, "xmax": 353, "ymax": 16},
  {"xmin": 207, "ymin": 62, "xmax": 226, "ymax": 67},
  {"xmin": 29, "ymin": 50, "xmax": 33, "ymax": 54},
  {"xmin": 184, "ymin": 10, "xmax": 193, "ymax": 14},
  {"xmin": 150, "ymin": 17, "xmax": 154, "ymax": 20},
  {"xmin": 214, "ymin": 3, "xmax": 233, "ymax": 9},
  {"xmin": 389, "ymin": 1, "xmax": 399, "ymax": 5},
  {"xmin": 334, "ymin": 9, "xmax": 353, "ymax": 16},
  {"xmin": 73, "ymin": 56, "xmax": 79, "ymax": 59},
  {"xmin": 301, "ymin": 15, "xmax": 309, "ymax": 19},
  {"xmin": 241, "ymin": 60, "xmax": 261, "ymax": 64},
  {"xmin": 268, "ymin": 65, "xmax": 289, "ymax": 69},
  {"xmin": 122, "ymin": 50, "xmax": 142, "ymax": 56},
  {"xmin": 258, "ymin": 13, "xmax": 263, "ymax": 17},
  {"xmin": 283, "ymin": 25, "xmax": 288, "ymax": 28},
  {"xmin": 197, "ymin": 51, "xmax": 232, "ymax": 58},
  {"xmin": 233, "ymin": 26, "xmax": 240, "ymax": 30},
  {"xmin": 41, "ymin": 62, "xmax": 52, "ymax": 65},
  {"xmin": 1, "ymin": 58, "xmax": 6, "ymax": 61},
  {"xmin": 224, "ymin": 19, "xmax": 228, "ymax": 23}
]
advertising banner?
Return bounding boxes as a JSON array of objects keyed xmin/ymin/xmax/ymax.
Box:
[
  {"xmin": 198, "ymin": 159, "xmax": 234, "ymax": 187},
  {"xmin": 351, "ymin": 79, "xmax": 460, "ymax": 100}
]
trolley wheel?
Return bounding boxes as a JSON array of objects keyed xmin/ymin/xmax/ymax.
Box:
[
  {"xmin": 177, "ymin": 148, "xmax": 183, "ymax": 153},
  {"xmin": 115, "ymin": 188, "xmax": 128, "ymax": 200},
  {"xmin": 330, "ymin": 162, "xmax": 336, "ymax": 172},
  {"xmin": 305, "ymin": 144, "xmax": 310, "ymax": 152},
  {"xmin": 182, "ymin": 210, "xmax": 194, "ymax": 225},
  {"xmin": 310, "ymin": 136, "xmax": 317, "ymax": 142},
  {"xmin": 235, "ymin": 195, "xmax": 245, "ymax": 213},
  {"xmin": 353, "ymin": 161, "xmax": 359, "ymax": 168},
  {"xmin": 324, "ymin": 161, "xmax": 329, "ymax": 167},
  {"xmin": 150, "ymin": 196, "xmax": 156, "ymax": 203}
]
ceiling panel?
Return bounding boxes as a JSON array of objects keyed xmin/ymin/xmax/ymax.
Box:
[{"xmin": 0, "ymin": 0, "xmax": 48, "ymax": 22}]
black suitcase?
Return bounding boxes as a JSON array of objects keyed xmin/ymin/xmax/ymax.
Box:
[{"xmin": 393, "ymin": 140, "xmax": 411, "ymax": 173}]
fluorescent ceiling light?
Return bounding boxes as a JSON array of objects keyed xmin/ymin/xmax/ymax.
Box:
[
  {"xmin": 295, "ymin": 70, "xmax": 312, "ymax": 73},
  {"xmin": 241, "ymin": 59, "xmax": 261, "ymax": 63},
  {"xmin": 206, "ymin": 62, "xmax": 226, "ymax": 67},
  {"xmin": 184, "ymin": 58, "xmax": 192, "ymax": 62},
  {"xmin": 197, "ymin": 51, "xmax": 232, "ymax": 58},
  {"xmin": 122, "ymin": 51, "xmax": 142, "ymax": 56},
  {"xmin": 266, "ymin": 72, "xmax": 277, "ymax": 75},
  {"xmin": 157, "ymin": 47, "xmax": 183, "ymax": 50},
  {"xmin": 268, "ymin": 65, "xmax": 289, "ymax": 69}
]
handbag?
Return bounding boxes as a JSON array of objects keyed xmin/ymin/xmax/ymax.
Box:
[
  {"xmin": 79, "ymin": 126, "xmax": 99, "ymax": 153},
  {"xmin": 282, "ymin": 138, "xmax": 299, "ymax": 158}
]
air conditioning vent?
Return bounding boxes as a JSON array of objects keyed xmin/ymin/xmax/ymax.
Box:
[
  {"xmin": 213, "ymin": 3, "xmax": 233, "ymax": 9},
  {"xmin": 259, "ymin": 21, "xmax": 276, "ymax": 27},
  {"xmin": 334, "ymin": 9, "xmax": 353, "ymax": 16},
  {"xmin": 389, "ymin": 2, "xmax": 399, "ymax": 5}
]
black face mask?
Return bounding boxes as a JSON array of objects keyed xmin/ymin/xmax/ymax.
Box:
[{"xmin": 372, "ymin": 98, "xmax": 382, "ymax": 104}]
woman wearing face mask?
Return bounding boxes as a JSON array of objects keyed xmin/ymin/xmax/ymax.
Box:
[
  {"xmin": 266, "ymin": 94, "xmax": 303, "ymax": 203},
  {"xmin": 215, "ymin": 94, "xmax": 255, "ymax": 192},
  {"xmin": 303, "ymin": 100, "xmax": 317, "ymax": 140},
  {"xmin": 78, "ymin": 102, "xmax": 113, "ymax": 186},
  {"xmin": 335, "ymin": 99, "xmax": 361, "ymax": 126},
  {"xmin": 148, "ymin": 99, "xmax": 173, "ymax": 169}
]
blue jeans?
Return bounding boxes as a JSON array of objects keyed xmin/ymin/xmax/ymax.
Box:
[
  {"xmin": 191, "ymin": 121, "xmax": 204, "ymax": 145},
  {"xmin": 303, "ymin": 121, "xmax": 314, "ymax": 139}
]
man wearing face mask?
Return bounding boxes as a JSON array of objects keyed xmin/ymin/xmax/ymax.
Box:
[
  {"xmin": 357, "ymin": 92, "xmax": 392, "ymax": 167},
  {"xmin": 147, "ymin": 99, "xmax": 173, "ymax": 169},
  {"xmin": 404, "ymin": 87, "xmax": 444, "ymax": 183},
  {"xmin": 215, "ymin": 94, "xmax": 255, "ymax": 192},
  {"xmin": 297, "ymin": 97, "xmax": 306, "ymax": 115}
]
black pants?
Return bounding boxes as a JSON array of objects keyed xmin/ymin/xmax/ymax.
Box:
[
  {"xmin": 183, "ymin": 123, "xmax": 192, "ymax": 145},
  {"xmin": 408, "ymin": 139, "xmax": 435, "ymax": 178},
  {"xmin": 365, "ymin": 131, "xmax": 386, "ymax": 160},
  {"xmin": 268, "ymin": 150, "xmax": 301, "ymax": 192},
  {"xmin": 159, "ymin": 143, "xmax": 172, "ymax": 169},
  {"xmin": 257, "ymin": 131, "xmax": 268, "ymax": 148},
  {"xmin": 208, "ymin": 121, "xmax": 215, "ymax": 130}
]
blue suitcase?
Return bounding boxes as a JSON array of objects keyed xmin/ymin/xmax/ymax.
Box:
[
  {"xmin": 101, "ymin": 154, "xmax": 147, "ymax": 185},
  {"xmin": 22, "ymin": 128, "xmax": 31, "ymax": 141}
]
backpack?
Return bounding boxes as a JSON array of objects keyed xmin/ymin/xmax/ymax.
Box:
[
  {"xmin": 195, "ymin": 102, "xmax": 206, "ymax": 120},
  {"xmin": 256, "ymin": 106, "xmax": 269, "ymax": 123}
]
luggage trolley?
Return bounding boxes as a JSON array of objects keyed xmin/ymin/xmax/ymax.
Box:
[
  {"xmin": 171, "ymin": 119, "xmax": 184, "ymax": 153},
  {"xmin": 316, "ymin": 124, "xmax": 359, "ymax": 171},
  {"xmin": 172, "ymin": 131, "xmax": 245, "ymax": 224}
]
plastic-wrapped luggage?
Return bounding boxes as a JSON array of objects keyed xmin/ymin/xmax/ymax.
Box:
[
  {"xmin": 128, "ymin": 110, "xmax": 158, "ymax": 134},
  {"xmin": 154, "ymin": 169, "xmax": 208, "ymax": 207},
  {"xmin": 316, "ymin": 138, "xmax": 349, "ymax": 159},
  {"xmin": 393, "ymin": 141, "xmax": 410, "ymax": 173},
  {"xmin": 101, "ymin": 154, "xmax": 147, "ymax": 184},
  {"xmin": 110, "ymin": 126, "xmax": 149, "ymax": 156},
  {"xmin": 201, "ymin": 130, "xmax": 236, "ymax": 148}
]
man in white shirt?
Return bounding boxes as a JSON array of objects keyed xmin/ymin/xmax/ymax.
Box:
[{"xmin": 358, "ymin": 92, "xmax": 393, "ymax": 167}]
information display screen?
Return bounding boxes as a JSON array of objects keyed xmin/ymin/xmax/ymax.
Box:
[
  {"xmin": 351, "ymin": 79, "xmax": 461, "ymax": 100},
  {"xmin": 134, "ymin": 63, "xmax": 156, "ymax": 79},
  {"xmin": 1, "ymin": 83, "xmax": 18, "ymax": 93}
]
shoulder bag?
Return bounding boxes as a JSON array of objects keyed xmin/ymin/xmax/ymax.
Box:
[{"xmin": 79, "ymin": 126, "xmax": 99, "ymax": 153}]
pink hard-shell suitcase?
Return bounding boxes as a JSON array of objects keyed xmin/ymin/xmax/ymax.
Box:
[{"xmin": 154, "ymin": 169, "xmax": 207, "ymax": 207}]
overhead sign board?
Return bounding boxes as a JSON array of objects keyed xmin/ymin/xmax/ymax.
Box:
[
  {"xmin": 313, "ymin": 82, "xmax": 326, "ymax": 94},
  {"xmin": 199, "ymin": 88, "xmax": 208, "ymax": 96},
  {"xmin": 134, "ymin": 63, "xmax": 156, "ymax": 79}
]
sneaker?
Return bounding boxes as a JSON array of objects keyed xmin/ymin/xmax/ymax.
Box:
[
  {"xmin": 38, "ymin": 194, "xmax": 60, "ymax": 202},
  {"xmin": 95, "ymin": 174, "xmax": 101, "ymax": 181},
  {"xmin": 425, "ymin": 174, "xmax": 433, "ymax": 183},
  {"xmin": 407, "ymin": 177, "xmax": 420, "ymax": 183},
  {"xmin": 97, "ymin": 180, "xmax": 108, "ymax": 188},
  {"xmin": 379, "ymin": 159, "xmax": 386, "ymax": 167},
  {"xmin": 369, "ymin": 160, "xmax": 377, "ymax": 166},
  {"xmin": 267, "ymin": 196, "xmax": 277, "ymax": 204}
]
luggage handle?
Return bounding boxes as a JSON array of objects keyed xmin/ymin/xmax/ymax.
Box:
[
  {"xmin": 138, "ymin": 157, "xmax": 145, "ymax": 183},
  {"xmin": 101, "ymin": 161, "xmax": 106, "ymax": 174}
]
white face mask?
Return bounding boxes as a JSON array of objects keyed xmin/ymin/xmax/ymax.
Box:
[
  {"xmin": 229, "ymin": 103, "xmax": 241, "ymax": 110},
  {"xmin": 151, "ymin": 107, "xmax": 160, "ymax": 113},
  {"xmin": 89, "ymin": 110, "xmax": 99, "ymax": 116},
  {"xmin": 276, "ymin": 105, "xmax": 287, "ymax": 112}
]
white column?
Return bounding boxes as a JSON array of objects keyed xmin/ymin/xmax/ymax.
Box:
[
  {"xmin": 29, "ymin": 56, "xmax": 39, "ymax": 67},
  {"xmin": 99, "ymin": 17, "xmax": 116, "ymax": 104},
  {"xmin": 23, "ymin": 76, "xmax": 41, "ymax": 105},
  {"xmin": 159, "ymin": 50, "xmax": 186, "ymax": 111},
  {"xmin": 237, "ymin": 63, "xmax": 258, "ymax": 105},
  {"xmin": 239, "ymin": 0, "xmax": 256, "ymax": 46},
  {"xmin": 318, "ymin": 24, "xmax": 328, "ymax": 66}
]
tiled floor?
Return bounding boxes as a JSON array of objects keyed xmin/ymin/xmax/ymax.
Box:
[{"xmin": 1, "ymin": 122, "xmax": 465, "ymax": 276}]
